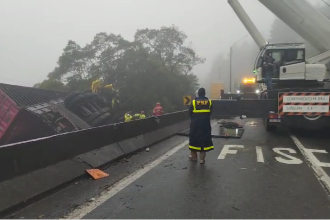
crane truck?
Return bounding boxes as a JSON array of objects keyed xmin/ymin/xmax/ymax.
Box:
[{"xmin": 227, "ymin": 0, "xmax": 330, "ymax": 131}]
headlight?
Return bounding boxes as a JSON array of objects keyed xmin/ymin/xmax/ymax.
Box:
[
  {"xmin": 256, "ymin": 89, "xmax": 260, "ymax": 94},
  {"xmin": 236, "ymin": 90, "xmax": 240, "ymax": 94}
]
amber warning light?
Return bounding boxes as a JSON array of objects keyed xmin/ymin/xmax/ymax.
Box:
[{"xmin": 243, "ymin": 78, "xmax": 256, "ymax": 84}]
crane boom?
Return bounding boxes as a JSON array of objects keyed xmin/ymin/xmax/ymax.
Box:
[
  {"xmin": 228, "ymin": 0, "xmax": 266, "ymax": 49},
  {"xmin": 258, "ymin": 0, "xmax": 330, "ymax": 53}
]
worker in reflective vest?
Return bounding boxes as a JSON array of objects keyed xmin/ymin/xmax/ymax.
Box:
[
  {"xmin": 188, "ymin": 87, "xmax": 214, "ymax": 164},
  {"xmin": 140, "ymin": 111, "xmax": 146, "ymax": 119},
  {"xmin": 124, "ymin": 113, "xmax": 133, "ymax": 122}
]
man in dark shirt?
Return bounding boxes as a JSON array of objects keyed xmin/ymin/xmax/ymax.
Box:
[{"xmin": 263, "ymin": 53, "xmax": 274, "ymax": 91}]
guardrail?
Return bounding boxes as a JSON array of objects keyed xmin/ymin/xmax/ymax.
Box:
[
  {"xmin": 0, "ymin": 110, "xmax": 189, "ymax": 183},
  {"xmin": 0, "ymin": 110, "xmax": 191, "ymax": 215}
]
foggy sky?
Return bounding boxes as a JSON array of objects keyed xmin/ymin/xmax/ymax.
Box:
[{"xmin": 0, "ymin": 0, "xmax": 276, "ymax": 87}]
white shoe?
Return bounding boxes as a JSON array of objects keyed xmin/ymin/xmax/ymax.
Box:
[{"xmin": 189, "ymin": 155, "xmax": 197, "ymax": 161}]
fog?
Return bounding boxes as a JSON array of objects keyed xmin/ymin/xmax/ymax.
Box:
[{"xmin": 0, "ymin": 0, "xmax": 328, "ymax": 95}]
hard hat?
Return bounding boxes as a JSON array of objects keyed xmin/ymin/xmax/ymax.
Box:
[
  {"xmin": 141, "ymin": 111, "xmax": 145, "ymax": 114},
  {"xmin": 156, "ymin": 102, "xmax": 160, "ymax": 105}
]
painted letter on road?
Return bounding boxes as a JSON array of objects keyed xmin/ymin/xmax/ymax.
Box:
[
  {"xmin": 273, "ymin": 148, "xmax": 303, "ymax": 164},
  {"xmin": 218, "ymin": 145, "xmax": 244, "ymax": 159},
  {"xmin": 304, "ymin": 149, "xmax": 330, "ymax": 167},
  {"xmin": 256, "ymin": 146, "xmax": 264, "ymax": 163}
]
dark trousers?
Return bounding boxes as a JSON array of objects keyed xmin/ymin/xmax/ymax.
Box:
[{"xmin": 265, "ymin": 70, "xmax": 273, "ymax": 90}]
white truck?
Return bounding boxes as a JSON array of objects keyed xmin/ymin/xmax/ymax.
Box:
[{"xmin": 228, "ymin": 0, "xmax": 330, "ymax": 131}]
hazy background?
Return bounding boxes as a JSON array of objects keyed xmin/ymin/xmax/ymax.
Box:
[{"xmin": 0, "ymin": 0, "xmax": 329, "ymax": 94}]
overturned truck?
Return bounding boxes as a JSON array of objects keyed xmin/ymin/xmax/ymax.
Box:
[{"xmin": 0, "ymin": 82, "xmax": 125, "ymax": 145}]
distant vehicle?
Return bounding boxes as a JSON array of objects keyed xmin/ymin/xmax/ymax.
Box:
[{"xmin": 238, "ymin": 77, "xmax": 259, "ymax": 99}]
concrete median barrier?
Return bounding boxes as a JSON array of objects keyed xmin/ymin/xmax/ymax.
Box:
[
  {"xmin": 0, "ymin": 110, "xmax": 190, "ymax": 215},
  {"xmin": 117, "ymin": 135, "xmax": 145, "ymax": 155}
]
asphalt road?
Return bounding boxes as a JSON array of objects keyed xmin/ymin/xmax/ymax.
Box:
[{"xmin": 7, "ymin": 118, "xmax": 330, "ymax": 219}]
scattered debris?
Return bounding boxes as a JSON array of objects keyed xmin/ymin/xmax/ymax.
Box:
[
  {"xmin": 86, "ymin": 169, "xmax": 109, "ymax": 180},
  {"xmin": 182, "ymin": 167, "xmax": 187, "ymax": 169},
  {"xmin": 38, "ymin": 215, "xmax": 44, "ymax": 219},
  {"xmin": 145, "ymin": 147, "xmax": 150, "ymax": 152},
  {"xmin": 240, "ymin": 168, "xmax": 247, "ymax": 170},
  {"xmin": 218, "ymin": 120, "xmax": 243, "ymax": 129},
  {"xmin": 89, "ymin": 198, "xmax": 96, "ymax": 202},
  {"xmin": 232, "ymin": 206, "xmax": 240, "ymax": 211}
]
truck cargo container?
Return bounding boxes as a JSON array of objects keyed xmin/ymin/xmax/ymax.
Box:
[{"xmin": 0, "ymin": 83, "xmax": 68, "ymax": 145}]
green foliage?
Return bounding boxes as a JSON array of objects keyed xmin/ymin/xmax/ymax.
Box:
[{"xmin": 36, "ymin": 25, "xmax": 203, "ymax": 113}]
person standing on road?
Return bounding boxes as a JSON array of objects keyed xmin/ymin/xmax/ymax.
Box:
[
  {"xmin": 188, "ymin": 87, "xmax": 214, "ymax": 164},
  {"xmin": 263, "ymin": 53, "xmax": 274, "ymax": 91},
  {"xmin": 153, "ymin": 102, "xmax": 164, "ymax": 116}
]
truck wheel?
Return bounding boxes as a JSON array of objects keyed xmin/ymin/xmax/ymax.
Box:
[
  {"xmin": 91, "ymin": 112, "xmax": 112, "ymax": 127},
  {"xmin": 67, "ymin": 94, "xmax": 84, "ymax": 109},
  {"xmin": 86, "ymin": 109, "xmax": 108, "ymax": 124},
  {"xmin": 82, "ymin": 89, "xmax": 92, "ymax": 94},
  {"xmin": 64, "ymin": 91, "xmax": 80, "ymax": 107},
  {"xmin": 81, "ymin": 93, "xmax": 98, "ymax": 102}
]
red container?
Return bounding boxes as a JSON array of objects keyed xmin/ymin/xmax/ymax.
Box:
[{"xmin": 0, "ymin": 83, "xmax": 68, "ymax": 145}]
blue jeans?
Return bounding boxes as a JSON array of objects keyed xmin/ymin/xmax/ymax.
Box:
[{"xmin": 265, "ymin": 70, "xmax": 273, "ymax": 90}]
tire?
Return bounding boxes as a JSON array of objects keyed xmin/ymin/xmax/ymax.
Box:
[
  {"xmin": 91, "ymin": 112, "xmax": 112, "ymax": 127},
  {"xmin": 67, "ymin": 94, "xmax": 84, "ymax": 109},
  {"xmin": 64, "ymin": 91, "xmax": 80, "ymax": 107},
  {"xmin": 86, "ymin": 109, "xmax": 108, "ymax": 124},
  {"xmin": 80, "ymin": 93, "xmax": 98, "ymax": 102},
  {"xmin": 82, "ymin": 89, "xmax": 92, "ymax": 94},
  {"xmin": 94, "ymin": 95, "xmax": 107, "ymax": 106}
]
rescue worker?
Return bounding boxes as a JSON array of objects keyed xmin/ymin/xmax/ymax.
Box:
[
  {"xmin": 132, "ymin": 111, "xmax": 146, "ymax": 120},
  {"xmin": 124, "ymin": 112, "xmax": 133, "ymax": 122},
  {"xmin": 91, "ymin": 79, "xmax": 102, "ymax": 93},
  {"xmin": 140, "ymin": 111, "xmax": 146, "ymax": 119},
  {"xmin": 152, "ymin": 102, "xmax": 164, "ymax": 116},
  {"xmin": 188, "ymin": 87, "xmax": 214, "ymax": 164}
]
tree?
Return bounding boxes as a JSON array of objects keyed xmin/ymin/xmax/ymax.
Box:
[
  {"xmin": 134, "ymin": 25, "xmax": 205, "ymax": 75},
  {"xmin": 33, "ymin": 79, "xmax": 67, "ymax": 92},
  {"xmin": 35, "ymin": 25, "xmax": 202, "ymax": 113}
]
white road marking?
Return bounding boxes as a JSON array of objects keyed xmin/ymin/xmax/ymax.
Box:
[
  {"xmin": 256, "ymin": 146, "xmax": 264, "ymax": 163},
  {"xmin": 63, "ymin": 140, "xmax": 189, "ymax": 219},
  {"xmin": 304, "ymin": 149, "xmax": 330, "ymax": 168},
  {"xmin": 290, "ymin": 134, "xmax": 330, "ymax": 193},
  {"xmin": 218, "ymin": 145, "xmax": 244, "ymax": 159},
  {"xmin": 273, "ymin": 147, "xmax": 303, "ymax": 164}
]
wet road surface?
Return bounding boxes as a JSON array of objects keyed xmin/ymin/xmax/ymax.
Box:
[{"xmin": 8, "ymin": 118, "xmax": 330, "ymax": 219}]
